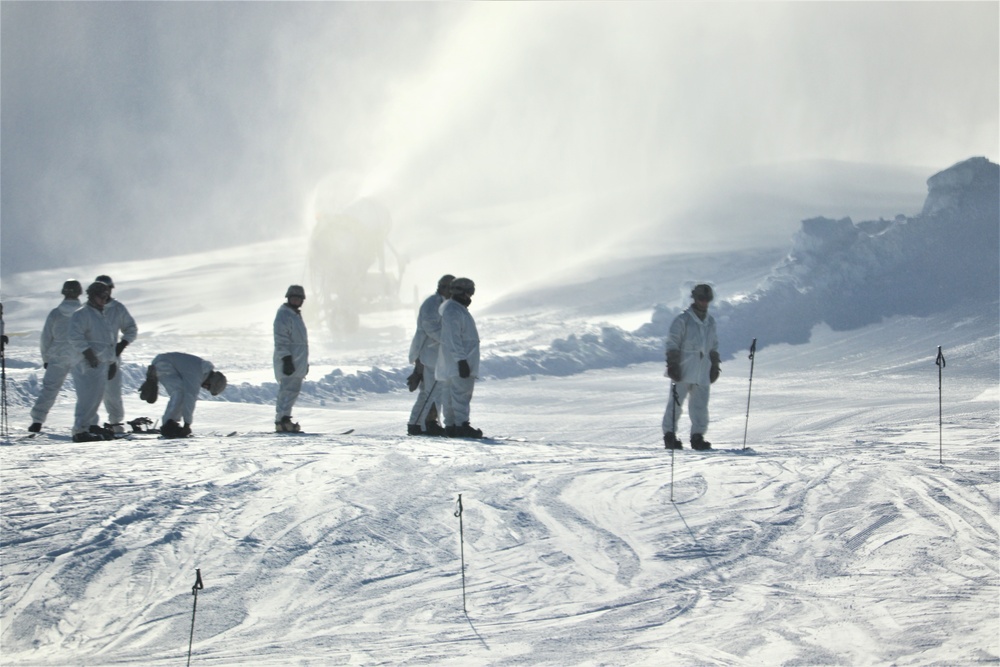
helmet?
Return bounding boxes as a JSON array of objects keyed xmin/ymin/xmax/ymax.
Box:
[
  {"xmin": 450, "ymin": 277, "xmax": 475, "ymax": 297},
  {"xmin": 86, "ymin": 281, "xmax": 111, "ymax": 299},
  {"xmin": 61, "ymin": 280, "xmax": 83, "ymax": 298},
  {"xmin": 285, "ymin": 285, "xmax": 306, "ymax": 299},
  {"xmin": 205, "ymin": 370, "xmax": 227, "ymax": 396},
  {"xmin": 691, "ymin": 284, "xmax": 714, "ymax": 302},
  {"xmin": 95, "ymin": 275, "xmax": 115, "ymax": 288},
  {"xmin": 437, "ymin": 274, "xmax": 456, "ymax": 291}
]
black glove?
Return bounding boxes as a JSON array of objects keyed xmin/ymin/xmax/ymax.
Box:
[
  {"xmin": 282, "ymin": 355, "xmax": 295, "ymax": 376},
  {"xmin": 115, "ymin": 340, "xmax": 128, "ymax": 357},
  {"xmin": 44, "ymin": 362, "xmax": 48, "ymax": 369},
  {"xmin": 108, "ymin": 363, "xmax": 117, "ymax": 380},
  {"xmin": 406, "ymin": 362, "xmax": 423, "ymax": 392},
  {"xmin": 709, "ymin": 350, "xmax": 721, "ymax": 384},
  {"xmin": 458, "ymin": 359, "xmax": 471, "ymax": 378},
  {"xmin": 666, "ymin": 349, "xmax": 681, "ymax": 382},
  {"xmin": 1, "ymin": 334, "xmax": 8, "ymax": 348},
  {"xmin": 83, "ymin": 348, "xmax": 99, "ymax": 368}
]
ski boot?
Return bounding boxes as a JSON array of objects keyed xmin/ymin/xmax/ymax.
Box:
[
  {"xmin": 447, "ymin": 422, "xmax": 483, "ymax": 439},
  {"xmin": 105, "ymin": 422, "xmax": 126, "ymax": 435},
  {"xmin": 424, "ymin": 421, "xmax": 448, "ymax": 437},
  {"xmin": 690, "ymin": 434, "xmax": 712, "ymax": 450},
  {"xmin": 28, "ymin": 422, "xmax": 42, "ymax": 433},
  {"xmin": 276, "ymin": 416, "xmax": 301, "ymax": 433},
  {"xmin": 89, "ymin": 424, "xmax": 115, "ymax": 441},
  {"xmin": 73, "ymin": 431, "xmax": 104, "ymax": 443},
  {"xmin": 161, "ymin": 419, "xmax": 189, "ymax": 439},
  {"xmin": 663, "ymin": 432, "xmax": 683, "ymax": 449}
]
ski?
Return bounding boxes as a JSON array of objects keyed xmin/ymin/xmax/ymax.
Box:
[{"xmin": 222, "ymin": 428, "xmax": 354, "ymax": 438}]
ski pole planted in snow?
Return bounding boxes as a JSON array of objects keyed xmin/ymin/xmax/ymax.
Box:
[
  {"xmin": 186, "ymin": 568, "xmax": 204, "ymax": 667},
  {"xmin": 454, "ymin": 494, "xmax": 467, "ymax": 612},
  {"xmin": 670, "ymin": 382, "xmax": 681, "ymax": 502},
  {"xmin": 936, "ymin": 346, "xmax": 946, "ymax": 464},
  {"xmin": 742, "ymin": 338, "xmax": 757, "ymax": 451}
]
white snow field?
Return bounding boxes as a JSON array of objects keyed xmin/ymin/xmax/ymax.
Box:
[{"xmin": 1, "ymin": 159, "xmax": 997, "ymax": 666}]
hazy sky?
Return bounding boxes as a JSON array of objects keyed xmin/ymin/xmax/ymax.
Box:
[{"xmin": 2, "ymin": 1, "xmax": 997, "ymax": 279}]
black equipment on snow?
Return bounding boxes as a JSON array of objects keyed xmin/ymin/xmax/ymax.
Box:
[
  {"xmin": 187, "ymin": 569, "xmax": 204, "ymax": 667},
  {"xmin": 743, "ymin": 338, "xmax": 757, "ymax": 451},
  {"xmin": 454, "ymin": 494, "xmax": 467, "ymax": 613},
  {"xmin": 935, "ymin": 346, "xmax": 946, "ymax": 464},
  {"xmin": 127, "ymin": 417, "xmax": 160, "ymax": 434}
]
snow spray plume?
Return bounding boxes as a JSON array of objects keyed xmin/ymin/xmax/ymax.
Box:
[
  {"xmin": 187, "ymin": 569, "xmax": 204, "ymax": 667},
  {"xmin": 935, "ymin": 347, "xmax": 946, "ymax": 465},
  {"xmin": 742, "ymin": 338, "xmax": 757, "ymax": 451},
  {"xmin": 454, "ymin": 495, "xmax": 467, "ymax": 613}
]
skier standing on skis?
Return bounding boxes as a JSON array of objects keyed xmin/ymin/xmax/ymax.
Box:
[
  {"xmin": 28, "ymin": 280, "xmax": 83, "ymax": 433},
  {"xmin": 141, "ymin": 352, "xmax": 226, "ymax": 438},
  {"xmin": 407, "ymin": 274, "xmax": 454, "ymax": 436},
  {"xmin": 663, "ymin": 283, "xmax": 721, "ymax": 450},
  {"xmin": 94, "ymin": 275, "xmax": 138, "ymax": 434},
  {"xmin": 436, "ymin": 277, "xmax": 482, "ymax": 438},
  {"xmin": 68, "ymin": 281, "xmax": 118, "ymax": 442},
  {"xmin": 273, "ymin": 285, "xmax": 309, "ymax": 432}
]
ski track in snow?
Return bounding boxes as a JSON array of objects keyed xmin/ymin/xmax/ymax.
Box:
[{"xmin": 1, "ymin": 347, "xmax": 997, "ymax": 666}]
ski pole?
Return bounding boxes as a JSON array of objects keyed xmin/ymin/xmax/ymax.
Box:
[
  {"xmin": 186, "ymin": 569, "xmax": 204, "ymax": 667},
  {"xmin": 454, "ymin": 494, "xmax": 467, "ymax": 612},
  {"xmin": 742, "ymin": 338, "xmax": 757, "ymax": 451},
  {"xmin": 414, "ymin": 379, "xmax": 438, "ymax": 426},
  {"xmin": 670, "ymin": 382, "xmax": 681, "ymax": 502},
  {"xmin": 935, "ymin": 346, "xmax": 945, "ymax": 464}
]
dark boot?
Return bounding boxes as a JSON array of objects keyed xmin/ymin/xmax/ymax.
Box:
[
  {"xmin": 424, "ymin": 421, "xmax": 447, "ymax": 437},
  {"xmin": 28, "ymin": 422, "xmax": 42, "ymax": 433},
  {"xmin": 663, "ymin": 432, "xmax": 683, "ymax": 449},
  {"xmin": 407, "ymin": 423, "xmax": 423, "ymax": 436},
  {"xmin": 449, "ymin": 422, "xmax": 483, "ymax": 439},
  {"xmin": 89, "ymin": 424, "xmax": 114, "ymax": 440},
  {"xmin": 691, "ymin": 434, "xmax": 712, "ymax": 450},
  {"xmin": 73, "ymin": 431, "xmax": 104, "ymax": 443},
  {"xmin": 276, "ymin": 416, "xmax": 300, "ymax": 433},
  {"xmin": 161, "ymin": 419, "xmax": 186, "ymax": 439}
]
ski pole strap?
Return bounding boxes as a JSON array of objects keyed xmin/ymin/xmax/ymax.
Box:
[
  {"xmin": 192, "ymin": 569, "xmax": 204, "ymax": 595},
  {"xmin": 749, "ymin": 338, "xmax": 757, "ymax": 360},
  {"xmin": 936, "ymin": 346, "xmax": 945, "ymax": 369},
  {"xmin": 454, "ymin": 494, "xmax": 463, "ymax": 518}
]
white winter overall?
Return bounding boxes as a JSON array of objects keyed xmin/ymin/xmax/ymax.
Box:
[
  {"xmin": 408, "ymin": 293, "xmax": 446, "ymax": 427},
  {"xmin": 31, "ymin": 300, "xmax": 80, "ymax": 424},
  {"xmin": 69, "ymin": 304, "xmax": 117, "ymax": 435},
  {"xmin": 663, "ymin": 307, "xmax": 718, "ymax": 437},
  {"xmin": 273, "ymin": 303, "xmax": 309, "ymax": 422},
  {"xmin": 435, "ymin": 299, "xmax": 480, "ymax": 427}
]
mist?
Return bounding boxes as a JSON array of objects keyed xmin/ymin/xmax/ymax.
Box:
[{"xmin": 2, "ymin": 2, "xmax": 997, "ymax": 300}]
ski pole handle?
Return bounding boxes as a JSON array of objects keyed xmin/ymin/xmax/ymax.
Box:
[
  {"xmin": 935, "ymin": 346, "xmax": 945, "ymax": 369},
  {"xmin": 749, "ymin": 338, "xmax": 757, "ymax": 360}
]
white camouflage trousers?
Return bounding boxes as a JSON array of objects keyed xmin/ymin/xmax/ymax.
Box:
[
  {"xmin": 662, "ymin": 382, "xmax": 711, "ymax": 436},
  {"xmin": 408, "ymin": 365, "xmax": 444, "ymax": 426},
  {"xmin": 275, "ymin": 376, "xmax": 303, "ymax": 422},
  {"xmin": 30, "ymin": 363, "xmax": 72, "ymax": 424},
  {"xmin": 440, "ymin": 375, "xmax": 475, "ymax": 427},
  {"xmin": 72, "ymin": 363, "xmax": 110, "ymax": 435},
  {"xmin": 102, "ymin": 358, "xmax": 126, "ymax": 425}
]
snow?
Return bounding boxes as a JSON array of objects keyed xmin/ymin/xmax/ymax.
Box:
[{"xmin": 1, "ymin": 159, "xmax": 998, "ymax": 665}]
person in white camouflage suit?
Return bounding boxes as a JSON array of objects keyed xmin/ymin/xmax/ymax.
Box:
[
  {"xmin": 273, "ymin": 285, "xmax": 309, "ymax": 432},
  {"xmin": 29, "ymin": 280, "xmax": 83, "ymax": 433},
  {"xmin": 663, "ymin": 283, "xmax": 721, "ymax": 451},
  {"xmin": 94, "ymin": 275, "xmax": 137, "ymax": 434},
  {"xmin": 406, "ymin": 274, "xmax": 453, "ymax": 436},
  {"xmin": 435, "ymin": 277, "xmax": 483, "ymax": 439},
  {"xmin": 68, "ymin": 282, "xmax": 118, "ymax": 442}
]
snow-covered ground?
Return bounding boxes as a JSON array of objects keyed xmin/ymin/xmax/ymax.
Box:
[{"xmin": 1, "ymin": 159, "xmax": 997, "ymax": 665}]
